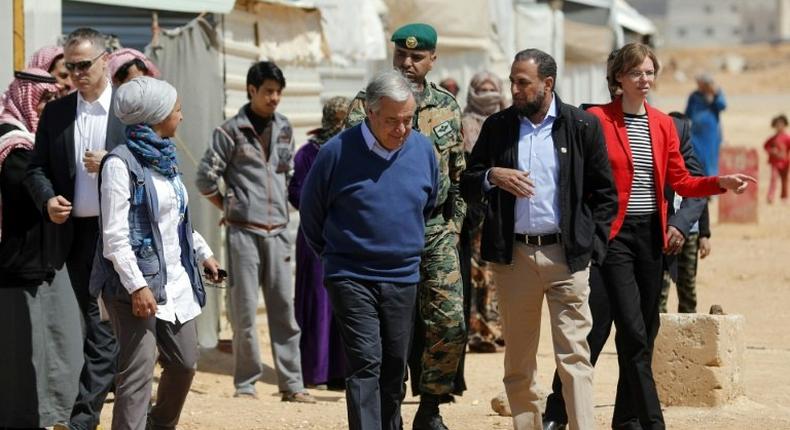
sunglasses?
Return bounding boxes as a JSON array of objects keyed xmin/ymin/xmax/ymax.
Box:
[{"xmin": 64, "ymin": 51, "xmax": 105, "ymax": 72}]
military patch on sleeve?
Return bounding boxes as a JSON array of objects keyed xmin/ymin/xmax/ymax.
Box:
[{"xmin": 433, "ymin": 120, "xmax": 453, "ymax": 139}]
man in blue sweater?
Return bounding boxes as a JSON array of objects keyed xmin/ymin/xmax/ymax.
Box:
[{"xmin": 299, "ymin": 69, "xmax": 438, "ymax": 430}]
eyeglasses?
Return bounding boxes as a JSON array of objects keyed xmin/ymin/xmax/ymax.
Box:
[
  {"xmin": 64, "ymin": 51, "xmax": 106, "ymax": 72},
  {"xmin": 626, "ymin": 70, "xmax": 656, "ymax": 80}
]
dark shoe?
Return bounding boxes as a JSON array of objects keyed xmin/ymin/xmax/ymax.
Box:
[
  {"xmin": 282, "ymin": 391, "xmax": 317, "ymax": 404},
  {"xmin": 413, "ymin": 394, "xmax": 448, "ymax": 430},
  {"xmin": 542, "ymin": 420, "xmax": 567, "ymax": 430},
  {"xmin": 412, "ymin": 410, "xmax": 449, "ymax": 430}
]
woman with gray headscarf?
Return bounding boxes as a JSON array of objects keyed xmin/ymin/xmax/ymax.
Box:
[
  {"xmin": 460, "ymin": 71, "xmax": 507, "ymax": 353},
  {"xmin": 91, "ymin": 76, "xmax": 222, "ymax": 430}
]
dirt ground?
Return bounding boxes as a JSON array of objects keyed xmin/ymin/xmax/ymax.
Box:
[{"xmin": 100, "ymin": 44, "xmax": 790, "ymax": 429}]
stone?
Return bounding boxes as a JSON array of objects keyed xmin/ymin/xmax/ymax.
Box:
[
  {"xmin": 490, "ymin": 385, "xmax": 550, "ymax": 417},
  {"xmin": 653, "ymin": 313, "xmax": 746, "ymax": 407},
  {"xmin": 491, "ymin": 391, "xmax": 511, "ymax": 417}
]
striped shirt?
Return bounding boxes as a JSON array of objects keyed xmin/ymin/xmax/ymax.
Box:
[{"xmin": 624, "ymin": 113, "xmax": 657, "ymax": 214}]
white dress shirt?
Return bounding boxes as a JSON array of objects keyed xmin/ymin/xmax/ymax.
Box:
[
  {"xmin": 100, "ymin": 156, "xmax": 213, "ymax": 324},
  {"xmin": 73, "ymin": 84, "xmax": 112, "ymax": 217}
]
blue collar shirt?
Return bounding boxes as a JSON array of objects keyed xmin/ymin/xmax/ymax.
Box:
[
  {"xmin": 514, "ymin": 94, "xmax": 561, "ymax": 235},
  {"xmin": 361, "ymin": 120, "xmax": 400, "ymax": 160}
]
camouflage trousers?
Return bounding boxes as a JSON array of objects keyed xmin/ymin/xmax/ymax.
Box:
[
  {"xmin": 659, "ymin": 233, "xmax": 699, "ymax": 313},
  {"xmin": 408, "ymin": 228, "xmax": 466, "ymax": 396},
  {"xmin": 468, "ymin": 229, "xmax": 503, "ymax": 350}
]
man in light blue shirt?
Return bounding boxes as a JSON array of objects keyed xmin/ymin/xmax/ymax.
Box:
[
  {"xmin": 464, "ymin": 49, "xmax": 617, "ymax": 430},
  {"xmin": 484, "ymin": 96, "xmax": 561, "ymax": 236}
]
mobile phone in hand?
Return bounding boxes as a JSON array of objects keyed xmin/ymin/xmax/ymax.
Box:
[{"xmin": 204, "ymin": 267, "xmax": 227, "ymax": 282}]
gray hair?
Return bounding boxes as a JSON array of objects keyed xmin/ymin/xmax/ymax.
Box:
[
  {"xmin": 64, "ymin": 27, "xmax": 107, "ymax": 55},
  {"xmin": 365, "ymin": 70, "xmax": 415, "ymax": 113}
]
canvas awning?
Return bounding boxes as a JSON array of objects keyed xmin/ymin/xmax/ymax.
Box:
[{"xmin": 613, "ymin": 0, "xmax": 656, "ymax": 35}]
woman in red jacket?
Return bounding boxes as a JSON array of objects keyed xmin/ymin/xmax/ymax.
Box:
[{"xmin": 586, "ymin": 43, "xmax": 754, "ymax": 430}]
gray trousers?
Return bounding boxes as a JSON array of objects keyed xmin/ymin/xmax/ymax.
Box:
[
  {"xmin": 107, "ymin": 300, "xmax": 198, "ymax": 430},
  {"xmin": 0, "ymin": 271, "xmax": 83, "ymax": 429},
  {"xmin": 227, "ymin": 227, "xmax": 304, "ymax": 394}
]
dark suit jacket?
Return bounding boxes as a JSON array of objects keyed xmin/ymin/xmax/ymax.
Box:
[
  {"xmin": 24, "ymin": 89, "xmax": 125, "ymax": 268},
  {"xmin": 666, "ymin": 116, "xmax": 707, "ymax": 237},
  {"xmin": 460, "ymin": 95, "xmax": 618, "ymax": 272},
  {"xmin": 665, "ymin": 116, "xmax": 708, "ymax": 280}
]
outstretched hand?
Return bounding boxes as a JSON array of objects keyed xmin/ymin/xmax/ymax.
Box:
[{"xmin": 718, "ymin": 174, "xmax": 757, "ymax": 194}]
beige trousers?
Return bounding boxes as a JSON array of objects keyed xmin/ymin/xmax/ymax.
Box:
[{"xmin": 491, "ymin": 242, "xmax": 594, "ymax": 430}]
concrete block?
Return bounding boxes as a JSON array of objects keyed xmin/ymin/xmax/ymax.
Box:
[{"xmin": 653, "ymin": 313, "xmax": 746, "ymax": 407}]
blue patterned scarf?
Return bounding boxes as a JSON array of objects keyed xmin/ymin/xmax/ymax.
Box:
[{"xmin": 125, "ymin": 124, "xmax": 179, "ymax": 179}]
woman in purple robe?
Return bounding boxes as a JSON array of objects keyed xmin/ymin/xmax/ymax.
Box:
[{"xmin": 288, "ymin": 96, "xmax": 349, "ymax": 388}]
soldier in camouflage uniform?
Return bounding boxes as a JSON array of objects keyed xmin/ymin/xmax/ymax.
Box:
[{"xmin": 345, "ymin": 23, "xmax": 466, "ymax": 430}]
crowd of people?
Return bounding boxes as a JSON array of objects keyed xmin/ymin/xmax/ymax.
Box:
[{"xmin": 0, "ymin": 21, "xmax": 761, "ymax": 430}]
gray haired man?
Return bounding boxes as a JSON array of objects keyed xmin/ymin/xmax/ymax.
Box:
[{"xmin": 299, "ymin": 70, "xmax": 439, "ymax": 430}]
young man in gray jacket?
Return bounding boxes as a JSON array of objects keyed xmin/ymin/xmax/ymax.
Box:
[{"xmin": 196, "ymin": 61, "xmax": 314, "ymax": 403}]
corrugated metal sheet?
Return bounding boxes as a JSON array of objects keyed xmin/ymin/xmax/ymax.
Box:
[
  {"xmin": 69, "ymin": 0, "xmax": 235, "ymax": 14},
  {"xmin": 62, "ymin": 1, "xmax": 197, "ymax": 51}
]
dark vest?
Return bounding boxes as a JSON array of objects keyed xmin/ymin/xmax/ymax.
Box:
[{"xmin": 89, "ymin": 145, "xmax": 205, "ymax": 306}]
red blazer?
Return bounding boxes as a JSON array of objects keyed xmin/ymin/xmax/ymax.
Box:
[{"xmin": 587, "ymin": 98, "xmax": 723, "ymax": 245}]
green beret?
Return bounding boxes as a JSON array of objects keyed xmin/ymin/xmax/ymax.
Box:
[{"xmin": 391, "ymin": 23, "xmax": 437, "ymax": 51}]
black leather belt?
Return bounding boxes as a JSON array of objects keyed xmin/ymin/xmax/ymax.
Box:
[{"xmin": 515, "ymin": 233, "xmax": 561, "ymax": 247}]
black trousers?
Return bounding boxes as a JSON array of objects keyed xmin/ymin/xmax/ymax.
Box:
[
  {"xmin": 545, "ymin": 214, "xmax": 665, "ymax": 430},
  {"xmin": 326, "ymin": 278, "xmax": 416, "ymax": 430},
  {"xmin": 65, "ymin": 217, "xmax": 118, "ymax": 430}
]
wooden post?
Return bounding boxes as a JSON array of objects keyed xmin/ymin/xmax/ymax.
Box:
[{"xmin": 13, "ymin": 0, "xmax": 24, "ymax": 71}]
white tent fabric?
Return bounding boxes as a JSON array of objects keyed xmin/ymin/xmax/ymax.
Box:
[
  {"xmin": 383, "ymin": 0, "xmax": 489, "ymax": 45},
  {"xmin": 240, "ymin": 1, "xmax": 329, "ymax": 65},
  {"xmin": 314, "ymin": 0, "xmax": 387, "ymax": 66}
]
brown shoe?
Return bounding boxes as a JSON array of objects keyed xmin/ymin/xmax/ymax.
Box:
[
  {"xmin": 468, "ymin": 336, "xmax": 497, "ymax": 353},
  {"xmin": 282, "ymin": 391, "xmax": 317, "ymax": 404}
]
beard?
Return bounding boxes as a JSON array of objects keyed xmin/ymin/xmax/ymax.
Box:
[{"xmin": 514, "ymin": 90, "xmax": 545, "ymax": 118}]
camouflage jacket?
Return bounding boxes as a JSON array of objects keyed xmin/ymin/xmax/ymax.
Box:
[{"xmin": 345, "ymin": 81, "xmax": 466, "ymax": 235}]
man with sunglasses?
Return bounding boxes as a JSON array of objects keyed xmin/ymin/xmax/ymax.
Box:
[{"xmin": 25, "ymin": 27, "xmax": 124, "ymax": 430}]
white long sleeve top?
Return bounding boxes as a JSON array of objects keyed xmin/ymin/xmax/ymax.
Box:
[{"xmin": 100, "ymin": 156, "xmax": 212, "ymax": 324}]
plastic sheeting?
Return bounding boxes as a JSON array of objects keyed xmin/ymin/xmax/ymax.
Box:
[{"xmin": 146, "ymin": 18, "xmax": 224, "ymax": 348}]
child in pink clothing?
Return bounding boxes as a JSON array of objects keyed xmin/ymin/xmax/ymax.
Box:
[{"xmin": 764, "ymin": 114, "xmax": 790, "ymax": 203}]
